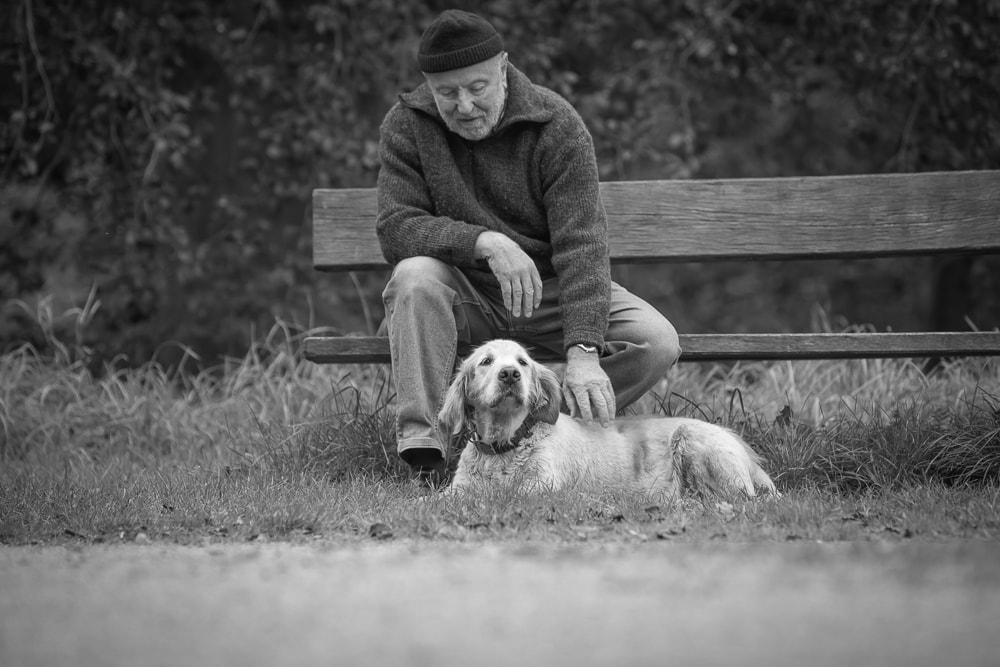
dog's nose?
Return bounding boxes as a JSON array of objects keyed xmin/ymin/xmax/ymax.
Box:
[{"xmin": 498, "ymin": 367, "xmax": 521, "ymax": 385}]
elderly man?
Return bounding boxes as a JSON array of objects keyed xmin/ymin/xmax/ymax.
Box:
[{"xmin": 377, "ymin": 9, "xmax": 681, "ymax": 486}]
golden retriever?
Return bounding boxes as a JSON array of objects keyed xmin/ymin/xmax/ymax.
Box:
[{"xmin": 437, "ymin": 339, "xmax": 778, "ymax": 499}]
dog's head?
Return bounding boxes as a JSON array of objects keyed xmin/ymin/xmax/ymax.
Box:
[{"xmin": 437, "ymin": 339, "xmax": 562, "ymax": 444}]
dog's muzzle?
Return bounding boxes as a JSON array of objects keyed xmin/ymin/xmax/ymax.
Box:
[
  {"xmin": 494, "ymin": 366, "xmax": 525, "ymax": 400},
  {"xmin": 498, "ymin": 366, "xmax": 521, "ymax": 386}
]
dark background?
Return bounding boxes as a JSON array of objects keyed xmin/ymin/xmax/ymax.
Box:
[{"xmin": 2, "ymin": 0, "xmax": 998, "ymax": 371}]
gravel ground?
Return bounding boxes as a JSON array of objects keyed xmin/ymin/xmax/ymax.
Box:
[{"xmin": 2, "ymin": 539, "xmax": 998, "ymax": 667}]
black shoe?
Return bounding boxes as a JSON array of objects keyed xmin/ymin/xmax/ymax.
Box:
[
  {"xmin": 405, "ymin": 449, "xmax": 447, "ymax": 490},
  {"xmin": 411, "ymin": 463, "xmax": 445, "ymax": 490}
]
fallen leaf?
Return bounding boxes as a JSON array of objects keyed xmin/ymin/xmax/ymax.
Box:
[
  {"xmin": 368, "ymin": 523, "xmax": 393, "ymax": 540},
  {"xmin": 715, "ymin": 501, "xmax": 736, "ymax": 521}
]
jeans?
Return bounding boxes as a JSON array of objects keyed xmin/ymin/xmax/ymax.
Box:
[{"xmin": 381, "ymin": 256, "xmax": 681, "ymax": 464}]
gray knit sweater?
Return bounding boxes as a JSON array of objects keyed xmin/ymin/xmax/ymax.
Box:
[{"xmin": 376, "ymin": 64, "xmax": 611, "ymax": 351}]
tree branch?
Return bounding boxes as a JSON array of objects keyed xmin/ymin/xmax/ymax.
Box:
[{"xmin": 23, "ymin": 0, "xmax": 57, "ymax": 123}]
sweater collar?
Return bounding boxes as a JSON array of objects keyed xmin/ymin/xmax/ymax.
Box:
[{"xmin": 399, "ymin": 64, "xmax": 554, "ymax": 134}]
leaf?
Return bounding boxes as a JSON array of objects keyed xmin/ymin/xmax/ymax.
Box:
[
  {"xmin": 774, "ymin": 405, "xmax": 794, "ymax": 428},
  {"xmin": 714, "ymin": 501, "xmax": 736, "ymax": 521},
  {"xmin": 368, "ymin": 522, "xmax": 393, "ymax": 540}
]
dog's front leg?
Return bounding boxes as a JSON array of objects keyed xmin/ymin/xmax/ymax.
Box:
[
  {"xmin": 442, "ymin": 475, "xmax": 470, "ymax": 496},
  {"xmin": 444, "ymin": 459, "xmax": 474, "ymax": 496}
]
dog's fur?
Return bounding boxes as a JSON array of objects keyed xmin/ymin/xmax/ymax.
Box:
[{"xmin": 437, "ymin": 339, "xmax": 778, "ymax": 499}]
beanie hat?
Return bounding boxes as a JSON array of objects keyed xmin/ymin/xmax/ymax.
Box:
[{"xmin": 417, "ymin": 10, "xmax": 504, "ymax": 73}]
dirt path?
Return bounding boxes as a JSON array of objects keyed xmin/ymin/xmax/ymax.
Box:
[{"xmin": 2, "ymin": 539, "xmax": 998, "ymax": 667}]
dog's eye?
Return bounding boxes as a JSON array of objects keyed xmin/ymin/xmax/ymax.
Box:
[
  {"xmin": 479, "ymin": 356, "xmax": 493, "ymax": 367},
  {"xmin": 517, "ymin": 358, "xmax": 528, "ymax": 367}
]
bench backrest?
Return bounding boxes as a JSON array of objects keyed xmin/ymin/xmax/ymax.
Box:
[
  {"xmin": 313, "ymin": 170, "xmax": 1000, "ymax": 271},
  {"xmin": 306, "ymin": 170, "xmax": 1000, "ymax": 362}
]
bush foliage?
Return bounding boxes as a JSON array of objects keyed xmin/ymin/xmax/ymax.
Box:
[{"xmin": 3, "ymin": 0, "xmax": 999, "ymax": 367}]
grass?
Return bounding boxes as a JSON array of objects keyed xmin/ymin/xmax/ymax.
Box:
[{"xmin": 1, "ymin": 296, "xmax": 999, "ymax": 546}]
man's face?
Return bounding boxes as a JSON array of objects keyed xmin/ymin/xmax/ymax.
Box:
[{"xmin": 424, "ymin": 53, "xmax": 507, "ymax": 141}]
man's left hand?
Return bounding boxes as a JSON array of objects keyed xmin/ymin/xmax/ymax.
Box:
[{"xmin": 562, "ymin": 347, "xmax": 615, "ymax": 427}]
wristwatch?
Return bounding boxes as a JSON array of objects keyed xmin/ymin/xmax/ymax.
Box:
[{"xmin": 573, "ymin": 343, "xmax": 599, "ymax": 354}]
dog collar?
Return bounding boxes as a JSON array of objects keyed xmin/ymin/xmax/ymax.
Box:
[{"xmin": 465, "ymin": 416, "xmax": 539, "ymax": 456}]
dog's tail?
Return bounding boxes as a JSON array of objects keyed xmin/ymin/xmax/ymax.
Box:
[
  {"xmin": 677, "ymin": 424, "xmax": 778, "ymax": 499},
  {"xmin": 748, "ymin": 454, "xmax": 778, "ymax": 497}
]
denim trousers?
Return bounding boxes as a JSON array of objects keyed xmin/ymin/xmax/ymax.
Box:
[{"xmin": 381, "ymin": 256, "xmax": 682, "ymax": 463}]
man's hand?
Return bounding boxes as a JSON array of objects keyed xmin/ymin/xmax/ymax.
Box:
[
  {"xmin": 562, "ymin": 346, "xmax": 615, "ymax": 427},
  {"xmin": 474, "ymin": 231, "xmax": 543, "ymax": 318}
]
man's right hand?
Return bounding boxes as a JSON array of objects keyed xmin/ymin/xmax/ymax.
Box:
[
  {"xmin": 563, "ymin": 345, "xmax": 615, "ymax": 427},
  {"xmin": 474, "ymin": 231, "xmax": 543, "ymax": 318}
]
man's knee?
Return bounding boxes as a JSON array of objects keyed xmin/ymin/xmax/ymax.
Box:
[
  {"xmin": 652, "ymin": 324, "xmax": 682, "ymax": 371},
  {"xmin": 636, "ymin": 317, "xmax": 682, "ymax": 377},
  {"xmin": 383, "ymin": 257, "xmax": 454, "ymax": 303}
]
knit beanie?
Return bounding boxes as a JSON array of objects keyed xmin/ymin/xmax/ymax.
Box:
[{"xmin": 417, "ymin": 10, "xmax": 504, "ymax": 73}]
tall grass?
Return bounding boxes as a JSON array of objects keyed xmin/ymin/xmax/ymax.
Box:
[
  {"xmin": 0, "ymin": 295, "xmax": 387, "ymax": 468},
  {"xmin": 1, "ymin": 295, "xmax": 998, "ymax": 544}
]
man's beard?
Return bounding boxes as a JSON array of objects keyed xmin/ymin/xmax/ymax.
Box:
[{"xmin": 442, "ymin": 105, "xmax": 500, "ymax": 140}]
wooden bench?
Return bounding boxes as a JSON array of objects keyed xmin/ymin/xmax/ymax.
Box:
[{"xmin": 304, "ymin": 170, "xmax": 1000, "ymax": 364}]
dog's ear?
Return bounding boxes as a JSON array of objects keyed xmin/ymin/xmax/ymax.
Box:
[
  {"xmin": 436, "ymin": 360, "xmax": 472, "ymax": 443},
  {"xmin": 531, "ymin": 364, "xmax": 563, "ymax": 425}
]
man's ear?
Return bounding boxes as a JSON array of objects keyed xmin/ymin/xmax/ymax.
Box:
[{"xmin": 531, "ymin": 364, "xmax": 563, "ymax": 425}]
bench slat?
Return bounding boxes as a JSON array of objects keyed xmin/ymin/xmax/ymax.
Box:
[
  {"xmin": 313, "ymin": 170, "xmax": 1000, "ymax": 271},
  {"xmin": 303, "ymin": 332, "xmax": 1000, "ymax": 364}
]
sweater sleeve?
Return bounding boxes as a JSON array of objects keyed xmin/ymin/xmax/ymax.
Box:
[
  {"xmin": 538, "ymin": 116, "xmax": 612, "ymax": 351},
  {"xmin": 375, "ymin": 104, "xmax": 487, "ymax": 268}
]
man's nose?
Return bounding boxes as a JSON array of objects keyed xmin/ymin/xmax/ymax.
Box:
[
  {"xmin": 498, "ymin": 367, "xmax": 521, "ymax": 385},
  {"xmin": 455, "ymin": 90, "xmax": 475, "ymax": 114}
]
